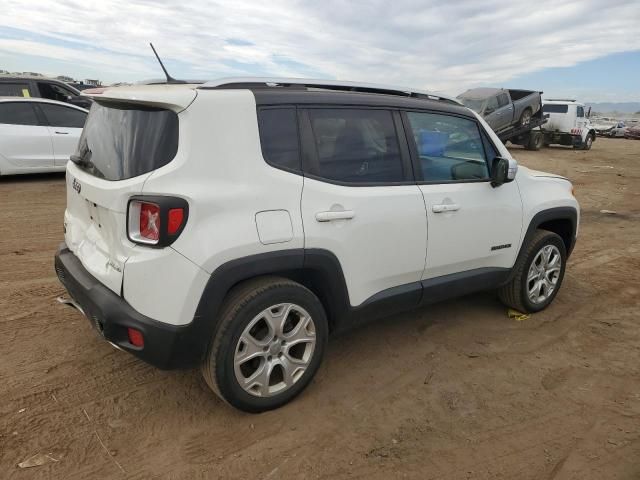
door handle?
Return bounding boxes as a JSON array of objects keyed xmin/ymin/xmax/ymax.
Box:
[
  {"xmin": 432, "ymin": 204, "xmax": 460, "ymax": 213},
  {"xmin": 55, "ymin": 131, "xmax": 69, "ymax": 135},
  {"xmin": 315, "ymin": 210, "xmax": 355, "ymax": 222}
]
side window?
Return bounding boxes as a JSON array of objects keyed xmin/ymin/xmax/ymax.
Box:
[
  {"xmin": 257, "ymin": 107, "xmax": 300, "ymax": 171},
  {"xmin": 306, "ymin": 108, "xmax": 403, "ymax": 183},
  {"xmin": 405, "ymin": 111, "xmax": 490, "ymax": 182},
  {"xmin": 39, "ymin": 103, "xmax": 87, "ymax": 128},
  {"xmin": 38, "ymin": 82, "xmax": 76, "ymax": 102},
  {"xmin": 0, "ymin": 83, "xmax": 32, "ymax": 97},
  {"xmin": 485, "ymin": 96, "xmax": 499, "ymax": 112},
  {"xmin": 576, "ymin": 106, "xmax": 584, "ymax": 118},
  {"xmin": 497, "ymin": 93, "xmax": 510, "ymax": 108},
  {"xmin": 0, "ymin": 102, "xmax": 40, "ymax": 126}
]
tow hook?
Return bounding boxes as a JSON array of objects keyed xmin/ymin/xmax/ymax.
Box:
[
  {"xmin": 57, "ymin": 296, "xmax": 85, "ymax": 316},
  {"xmin": 56, "ymin": 296, "xmax": 119, "ymax": 351}
]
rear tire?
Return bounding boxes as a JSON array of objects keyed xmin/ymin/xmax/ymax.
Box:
[
  {"xmin": 524, "ymin": 131, "xmax": 543, "ymax": 151},
  {"xmin": 519, "ymin": 109, "xmax": 532, "ymax": 127},
  {"xmin": 498, "ymin": 230, "xmax": 567, "ymax": 313},
  {"xmin": 202, "ymin": 276, "xmax": 328, "ymax": 413}
]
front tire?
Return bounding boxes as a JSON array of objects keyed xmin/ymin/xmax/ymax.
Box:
[
  {"xmin": 498, "ymin": 230, "xmax": 567, "ymax": 313},
  {"xmin": 202, "ymin": 276, "xmax": 328, "ymax": 413},
  {"xmin": 582, "ymin": 134, "xmax": 594, "ymax": 150}
]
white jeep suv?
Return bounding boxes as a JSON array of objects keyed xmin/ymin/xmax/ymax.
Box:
[{"xmin": 55, "ymin": 78, "xmax": 579, "ymax": 412}]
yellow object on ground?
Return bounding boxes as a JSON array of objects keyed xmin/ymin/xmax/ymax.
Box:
[{"xmin": 508, "ymin": 309, "xmax": 530, "ymax": 321}]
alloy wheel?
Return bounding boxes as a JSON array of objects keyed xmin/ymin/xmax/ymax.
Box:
[
  {"xmin": 527, "ymin": 245, "xmax": 562, "ymax": 304},
  {"xmin": 234, "ymin": 303, "xmax": 316, "ymax": 397}
]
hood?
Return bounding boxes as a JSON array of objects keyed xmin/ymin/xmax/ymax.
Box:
[{"xmin": 519, "ymin": 165, "xmax": 569, "ymax": 181}]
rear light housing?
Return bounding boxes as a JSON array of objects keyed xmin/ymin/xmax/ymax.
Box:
[
  {"xmin": 127, "ymin": 327, "xmax": 144, "ymax": 348},
  {"xmin": 127, "ymin": 196, "xmax": 189, "ymax": 247}
]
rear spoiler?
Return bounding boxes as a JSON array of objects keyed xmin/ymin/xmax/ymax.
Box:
[{"xmin": 81, "ymin": 85, "xmax": 198, "ymax": 111}]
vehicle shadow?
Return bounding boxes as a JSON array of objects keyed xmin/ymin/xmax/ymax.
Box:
[{"xmin": 0, "ymin": 172, "xmax": 65, "ymax": 183}]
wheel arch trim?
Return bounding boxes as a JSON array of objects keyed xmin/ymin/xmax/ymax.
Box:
[
  {"xmin": 189, "ymin": 248, "xmax": 351, "ymax": 361},
  {"xmin": 509, "ymin": 206, "xmax": 577, "ymax": 282}
]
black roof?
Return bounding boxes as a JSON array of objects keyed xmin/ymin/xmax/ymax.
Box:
[{"xmin": 250, "ymin": 88, "xmax": 473, "ymax": 117}]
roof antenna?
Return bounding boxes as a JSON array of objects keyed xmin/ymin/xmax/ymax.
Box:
[{"xmin": 149, "ymin": 42, "xmax": 185, "ymax": 84}]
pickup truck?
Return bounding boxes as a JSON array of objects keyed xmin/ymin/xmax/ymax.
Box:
[{"xmin": 457, "ymin": 88, "xmax": 543, "ymax": 133}]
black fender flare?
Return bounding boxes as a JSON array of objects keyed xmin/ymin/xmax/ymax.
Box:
[
  {"xmin": 179, "ymin": 248, "xmax": 350, "ymax": 366},
  {"xmin": 507, "ymin": 206, "xmax": 578, "ymax": 283}
]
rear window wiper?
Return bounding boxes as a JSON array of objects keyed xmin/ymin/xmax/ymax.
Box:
[{"xmin": 70, "ymin": 154, "xmax": 94, "ymax": 169}]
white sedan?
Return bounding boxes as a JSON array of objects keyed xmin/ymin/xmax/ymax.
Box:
[
  {"xmin": 0, "ymin": 97, "xmax": 88, "ymax": 175},
  {"xmin": 608, "ymin": 122, "xmax": 628, "ymax": 138}
]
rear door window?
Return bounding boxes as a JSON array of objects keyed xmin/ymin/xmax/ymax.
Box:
[
  {"xmin": 39, "ymin": 103, "xmax": 87, "ymax": 128},
  {"xmin": 258, "ymin": 107, "xmax": 300, "ymax": 171},
  {"xmin": 0, "ymin": 102, "xmax": 40, "ymax": 125},
  {"xmin": 0, "ymin": 82, "xmax": 32, "ymax": 97},
  {"xmin": 405, "ymin": 111, "xmax": 489, "ymax": 182},
  {"xmin": 74, "ymin": 102, "xmax": 179, "ymax": 181},
  {"xmin": 305, "ymin": 108, "xmax": 403, "ymax": 184}
]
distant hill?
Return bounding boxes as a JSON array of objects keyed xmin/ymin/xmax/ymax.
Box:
[{"xmin": 586, "ymin": 102, "xmax": 640, "ymax": 114}]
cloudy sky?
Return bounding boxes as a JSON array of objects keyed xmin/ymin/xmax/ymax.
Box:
[{"xmin": 1, "ymin": 0, "xmax": 639, "ymax": 102}]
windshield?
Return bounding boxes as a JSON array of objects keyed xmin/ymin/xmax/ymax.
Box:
[
  {"xmin": 74, "ymin": 102, "xmax": 179, "ymax": 181},
  {"xmin": 457, "ymin": 97, "xmax": 485, "ymax": 114}
]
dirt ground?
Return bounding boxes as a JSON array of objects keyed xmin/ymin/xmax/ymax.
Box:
[{"xmin": 1, "ymin": 137, "xmax": 639, "ymax": 479}]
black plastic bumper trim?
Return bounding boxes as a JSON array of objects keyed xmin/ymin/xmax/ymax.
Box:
[{"xmin": 54, "ymin": 243, "xmax": 197, "ymax": 369}]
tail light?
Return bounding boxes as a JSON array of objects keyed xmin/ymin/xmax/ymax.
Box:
[{"xmin": 127, "ymin": 196, "xmax": 188, "ymax": 247}]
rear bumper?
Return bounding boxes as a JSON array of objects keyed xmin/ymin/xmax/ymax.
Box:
[{"xmin": 54, "ymin": 243, "xmax": 203, "ymax": 369}]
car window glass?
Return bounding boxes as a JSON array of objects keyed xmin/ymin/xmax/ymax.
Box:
[
  {"xmin": 485, "ymin": 96, "xmax": 499, "ymax": 112},
  {"xmin": 0, "ymin": 83, "xmax": 32, "ymax": 97},
  {"xmin": 543, "ymin": 104, "xmax": 569, "ymax": 114},
  {"xmin": 307, "ymin": 108, "xmax": 403, "ymax": 183},
  {"xmin": 497, "ymin": 93, "xmax": 510, "ymax": 108},
  {"xmin": 406, "ymin": 112, "xmax": 489, "ymax": 182},
  {"xmin": 39, "ymin": 103, "xmax": 87, "ymax": 128},
  {"xmin": 258, "ymin": 107, "xmax": 300, "ymax": 171},
  {"xmin": 75, "ymin": 102, "xmax": 178, "ymax": 181},
  {"xmin": 0, "ymin": 102, "xmax": 39, "ymax": 126},
  {"xmin": 482, "ymin": 133, "xmax": 498, "ymax": 164},
  {"xmin": 576, "ymin": 106, "xmax": 584, "ymax": 118},
  {"xmin": 38, "ymin": 82, "xmax": 74, "ymax": 102}
]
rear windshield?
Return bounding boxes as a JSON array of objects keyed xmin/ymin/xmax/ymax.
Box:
[
  {"xmin": 73, "ymin": 102, "xmax": 178, "ymax": 180},
  {"xmin": 543, "ymin": 104, "xmax": 569, "ymax": 114}
]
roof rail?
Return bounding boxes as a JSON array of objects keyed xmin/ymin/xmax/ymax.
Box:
[
  {"xmin": 198, "ymin": 77, "xmax": 461, "ymax": 105},
  {"xmin": 545, "ymin": 98, "xmax": 577, "ymax": 102}
]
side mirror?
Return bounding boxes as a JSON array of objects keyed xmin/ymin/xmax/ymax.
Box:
[
  {"xmin": 491, "ymin": 156, "xmax": 517, "ymax": 187},
  {"xmin": 484, "ymin": 106, "xmax": 494, "ymax": 115}
]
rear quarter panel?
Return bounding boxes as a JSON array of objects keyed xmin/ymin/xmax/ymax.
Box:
[{"xmin": 140, "ymin": 89, "xmax": 305, "ymax": 275}]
